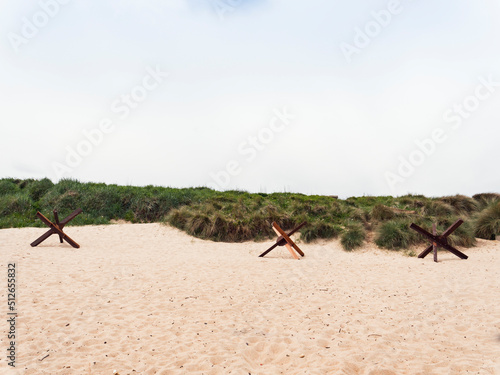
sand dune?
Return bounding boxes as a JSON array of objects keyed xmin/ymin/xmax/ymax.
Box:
[{"xmin": 0, "ymin": 223, "xmax": 499, "ymax": 374}]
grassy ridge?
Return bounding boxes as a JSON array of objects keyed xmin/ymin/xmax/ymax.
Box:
[{"xmin": 0, "ymin": 178, "xmax": 499, "ymax": 252}]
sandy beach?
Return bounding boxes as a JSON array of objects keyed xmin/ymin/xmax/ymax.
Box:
[{"xmin": 1, "ymin": 223, "xmax": 499, "ymax": 375}]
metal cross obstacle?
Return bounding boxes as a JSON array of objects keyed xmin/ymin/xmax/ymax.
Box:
[
  {"xmin": 259, "ymin": 221, "xmax": 306, "ymax": 260},
  {"xmin": 30, "ymin": 209, "xmax": 83, "ymax": 249},
  {"xmin": 410, "ymin": 219, "xmax": 468, "ymax": 262}
]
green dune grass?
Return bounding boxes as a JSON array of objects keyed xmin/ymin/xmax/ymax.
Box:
[{"xmin": 0, "ymin": 178, "xmax": 497, "ymax": 252}]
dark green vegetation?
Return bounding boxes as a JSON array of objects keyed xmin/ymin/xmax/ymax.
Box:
[
  {"xmin": 473, "ymin": 198, "xmax": 500, "ymax": 240},
  {"xmin": 1, "ymin": 178, "xmax": 498, "ymax": 252},
  {"xmin": 340, "ymin": 223, "xmax": 366, "ymax": 251}
]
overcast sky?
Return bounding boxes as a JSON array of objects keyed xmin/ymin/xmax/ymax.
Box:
[{"xmin": 1, "ymin": 0, "xmax": 499, "ymax": 198}]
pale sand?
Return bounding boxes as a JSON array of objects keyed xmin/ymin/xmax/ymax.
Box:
[{"xmin": 0, "ymin": 223, "xmax": 499, "ymax": 375}]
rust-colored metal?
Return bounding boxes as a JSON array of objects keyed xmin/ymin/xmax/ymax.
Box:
[
  {"xmin": 30, "ymin": 209, "xmax": 82, "ymax": 248},
  {"xmin": 433, "ymin": 223, "xmax": 437, "ymax": 263},
  {"xmin": 259, "ymin": 221, "xmax": 306, "ymax": 259},
  {"xmin": 410, "ymin": 219, "xmax": 468, "ymax": 262}
]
